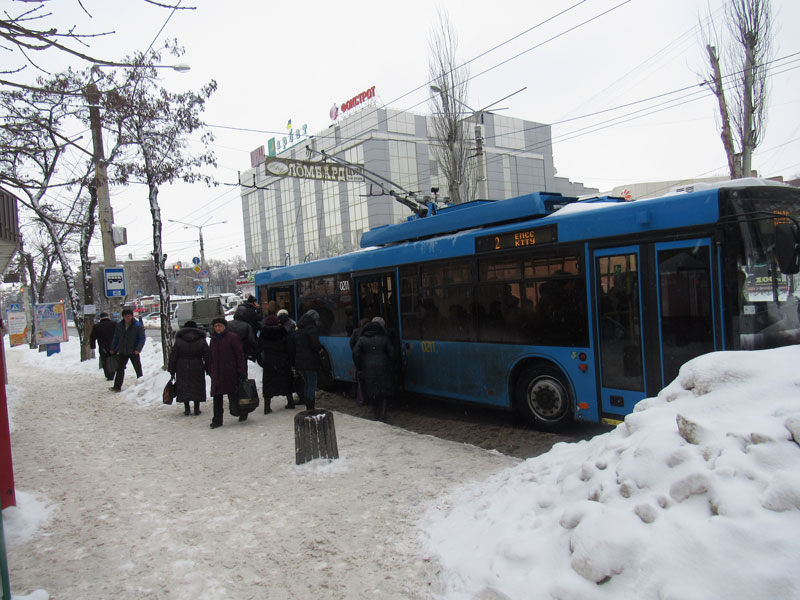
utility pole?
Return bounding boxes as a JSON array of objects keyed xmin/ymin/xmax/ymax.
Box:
[
  {"xmin": 474, "ymin": 115, "xmax": 486, "ymax": 200},
  {"xmin": 168, "ymin": 219, "xmax": 227, "ymax": 298},
  {"xmin": 198, "ymin": 228, "xmax": 208, "ymax": 298},
  {"xmin": 86, "ymin": 73, "xmax": 121, "ymax": 317}
]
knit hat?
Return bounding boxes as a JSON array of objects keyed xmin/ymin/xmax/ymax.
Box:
[
  {"xmin": 184, "ymin": 320, "xmax": 198, "ymax": 328},
  {"xmin": 247, "ymin": 295, "xmax": 257, "ymax": 303},
  {"xmin": 277, "ymin": 309, "xmax": 289, "ymax": 317},
  {"xmin": 211, "ymin": 317, "xmax": 227, "ymax": 326},
  {"xmin": 303, "ymin": 309, "xmax": 320, "ymax": 324},
  {"xmin": 99, "ymin": 312, "xmax": 109, "ymax": 319},
  {"xmin": 265, "ymin": 315, "xmax": 279, "ymax": 326},
  {"xmin": 121, "ymin": 308, "xmax": 133, "ymax": 316}
]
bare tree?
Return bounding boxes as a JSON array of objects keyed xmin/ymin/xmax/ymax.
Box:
[
  {"xmin": 427, "ymin": 10, "xmax": 477, "ymax": 205},
  {"xmin": 702, "ymin": 0, "xmax": 773, "ymax": 178},
  {"xmin": 105, "ymin": 43, "xmax": 217, "ymax": 368},
  {"xmin": 0, "ymin": 69, "xmax": 99, "ymax": 351},
  {"xmin": 0, "ymin": 0, "xmax": 194, "ymax": 89}
]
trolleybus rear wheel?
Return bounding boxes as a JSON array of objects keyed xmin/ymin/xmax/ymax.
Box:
[{"xmin": 515, "ymin": 365, "xmax": 572, "ymax": 431}]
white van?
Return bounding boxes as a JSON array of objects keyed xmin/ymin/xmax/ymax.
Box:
[{"xmin": 172, "ymin": 298, "xmax": 225, "ymax": 331}]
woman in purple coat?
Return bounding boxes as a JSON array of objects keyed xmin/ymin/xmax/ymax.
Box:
[{"xmin": 208, "ymin": 317, "xmax": 247, "ymax": 429}]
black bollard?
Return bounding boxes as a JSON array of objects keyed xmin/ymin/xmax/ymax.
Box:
[{"xmin": 294, "ymin": 409, "xmax": 339, "ymax": 465}]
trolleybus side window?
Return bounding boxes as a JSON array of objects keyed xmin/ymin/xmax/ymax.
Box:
[
  {"xmin": 296, "ymin": 276, "xmax": 351, "ymax": 336},
  {"xmin": 399, "ymin": 266, "xmax": 421, "ymax": 339},
  {"xmin": 476, "ymin": 250, "xmax": 587, "ymax": 346},
  {"xmin": 419, "ymin": 260, "xmax": 472, "ymax": 341}
]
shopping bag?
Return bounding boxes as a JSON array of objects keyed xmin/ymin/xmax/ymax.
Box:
[
  {"xmin": 105, "ymin": 354, "xmax": 119, "ymax": 375},
  {"xmin": 238, "ymin": 378, "xmax": 260, "ymax": 412},
  {"xmin": 163, "ymin": 378, "xmax": 176, "ymax": 405}
]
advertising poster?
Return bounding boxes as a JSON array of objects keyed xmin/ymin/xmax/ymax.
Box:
[
  {"xmin": 7, "ymin": 311, "xmax": 28, "ymax": 347},
  {"xmin": 33, "ymin": 302, "xmax": 68, "ymax": 344}
]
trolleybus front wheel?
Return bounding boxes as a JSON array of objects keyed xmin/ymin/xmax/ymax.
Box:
[{"xmin": 514, "ymin": 365, "xmax": 572, "ymax": 431}]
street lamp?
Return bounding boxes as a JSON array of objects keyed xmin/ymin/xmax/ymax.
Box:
[
  {"xmin": 87, "ymin": 63, "xmax": 190, "ymax": 316},
  {"xmin": 167, "ymin": 218, "xmax": 227, "ymax": 298}
]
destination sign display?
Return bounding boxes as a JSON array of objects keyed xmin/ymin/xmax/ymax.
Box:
[{"xmin": 475, "ymin": 225, "xmax": 557, "ymax": 253}]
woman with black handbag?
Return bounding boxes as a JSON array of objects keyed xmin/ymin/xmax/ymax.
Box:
[{"xmin": 168, "ymin": 320, "xmax": 210, "ymax": 416}]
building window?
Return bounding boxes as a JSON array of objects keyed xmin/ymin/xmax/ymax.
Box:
[
  {"xmin": 263, "ymin": 187, "xmax": 279, "ymax": 267},
  {"xmin": 494, "ymin": 117, "xmax": 525, "ymax": 151},
  {"xmin": 345, "ymin": 144, "xmax": 368, "ymax": 249},
  {"xmin": 321, "ymin": 180, "xmax": 342, "ymax": 257},
  {"xmin": 281, "ymin": 178, "xmax": 299, "ymax": 266},
  {"xmin": 248, "ymin": 191, "xmax": 263, "ymax": 258},
  {"xmin": 387, "ymin": 110, "xmax": 416, "ymax": 135}
]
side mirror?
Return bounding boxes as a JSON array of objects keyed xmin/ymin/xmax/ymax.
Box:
[{"xmin": 775, "ymin": 223, "xmax": 800, "ymax": 275}]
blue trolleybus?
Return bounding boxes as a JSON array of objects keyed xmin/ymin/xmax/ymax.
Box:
[{"xmin": 255, "ymin": 179, "xmax": 800, "ymax": 430}]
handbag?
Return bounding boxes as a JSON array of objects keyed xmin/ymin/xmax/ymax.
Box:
[
  {"xmin": 238, "ymin": 378, "xmax": 260, "ymax": 412},
  {"xmin": 105, "ymin": 354, "xmax": 119, "ymax": 375},
  {"xmin": 163, "ymin": 378, "xmax": 176, "ymax": 405}
]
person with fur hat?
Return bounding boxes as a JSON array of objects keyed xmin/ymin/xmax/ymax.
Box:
[
  {"xmin": 109, "ymin": 308, "xmax": 146, "ymax": 391},
  {"xmin": 276, "ymin": 308, "xmax": 296, "ymax": 333},
  {"xmin": 293, "ymin": 309, "xmax": 322, "ymax": 410},
  {"xmin": 208, "ymin": 317, "xmax": 247, "ymax": 428},
  {"xmin": 258, "ymin": 314, "xmax": 295, "ymax": 412},
  {"xmin": 168, "ymin": 320, "xmax": 209, "ymax": 416},
  {"xmin": 90, "ymin": 312, "xmax": 117, "ymax": 381}
]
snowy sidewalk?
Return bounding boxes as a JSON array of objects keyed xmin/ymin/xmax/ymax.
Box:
[{"xmin": 4, "ymin": 342, "xmax": 517, "ymax": 599}]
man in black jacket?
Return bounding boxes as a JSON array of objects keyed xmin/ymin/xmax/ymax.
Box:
[
  {"xmin": 109, "ymin": 308, "xmax": 146, "ymax": 391},
  {"xmin": 89, "ymin": 312, "xmax": 117, "ymax": 380}
]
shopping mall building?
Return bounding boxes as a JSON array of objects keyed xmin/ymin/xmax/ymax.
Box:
[{"xmin": 239, "ymin": 90, "xmax": 597, "ymax": 269}]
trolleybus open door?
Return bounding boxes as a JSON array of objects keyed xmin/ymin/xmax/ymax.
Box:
[
  {"xmin": 354, "ymin": 271, "xmax": 399, "ymax": 332},
  {"xmin": 593, "ymin": 239, "xmax": 717, "ymax": 424},
  {"xmin": 265, "ymin": 285, "xmax": 296, "ymax": 319}
]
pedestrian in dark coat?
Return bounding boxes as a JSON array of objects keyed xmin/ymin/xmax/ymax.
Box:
[
  {"xmin": 239, "ymin": 295, "xmax": 263, "ymax": 331},
  {"xmin": 349, "ymin": 318, "xmax": 370, "ymax": 406},
  {"xmin": 352, "ymin": 317, "xmax": 396, "ymax": 422},
  {"xmin": 258, "ymin": 314, "xmax": 295, "ymax": 413},
  {"xmin": 229, "ymin": 306, "xmax": 259, "ymax": 361},
  {"xmin": 293, "ymin": 309, "xmax": 323, "ymax": 410},
  {"xmin": 168, "ymin": 321, "xmax": 209, "ymax": 416},
  {"xmin": 90, "ymin": 312, "xmax": 117, "ymax": 381},
  {"xmin": 109, "ymin": 308, "xmax": 146, "ymax": 392},
  {"xmin": 208, "ymin": 317, "xmax": 247, "ymax": 428}
]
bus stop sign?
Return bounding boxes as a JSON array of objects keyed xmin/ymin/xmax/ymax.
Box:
[{"xmin": 104, "ymin": 267, "xmax": 127, "ymax": 298}]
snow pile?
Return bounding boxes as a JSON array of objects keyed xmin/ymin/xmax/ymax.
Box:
[
  {"xmin": 421, "ymin": 346, "xmax": 800, "ymax": 599},
  {"xmin": 2, "ymin": 490, "xmax": 53, "ymax": 547},
  {"xmin": 12, "ymin": 335, "xmax": 262, "ymax": 410}
]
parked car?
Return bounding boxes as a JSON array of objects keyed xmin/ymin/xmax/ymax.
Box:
[{"xmin": 141, "ymin": 312, "xmax": 161, "ymax": 328}]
